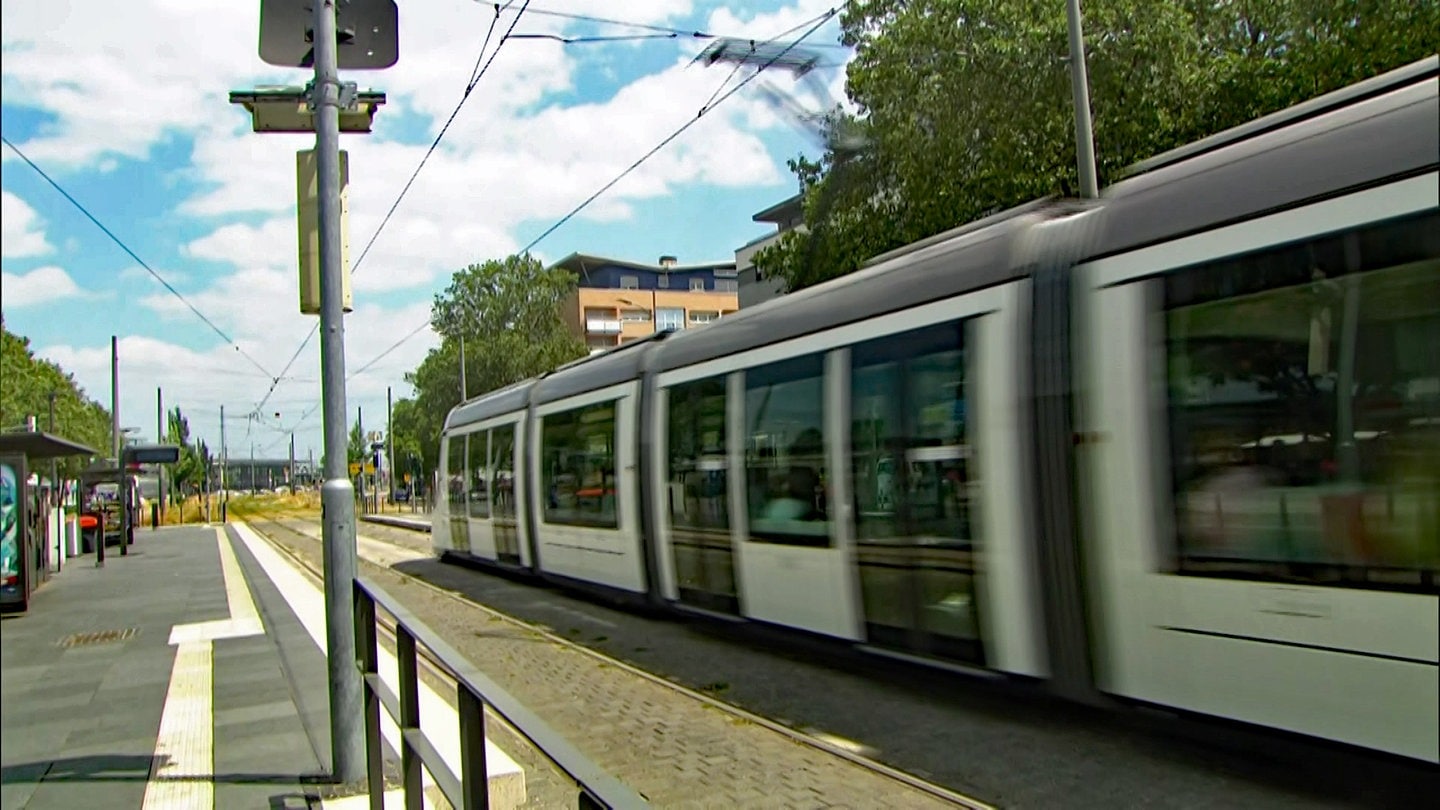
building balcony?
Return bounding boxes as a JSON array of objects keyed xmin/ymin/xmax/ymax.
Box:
[{"xmin": 586, "ymin": 318, "xmax": 622, "ymax": 334}]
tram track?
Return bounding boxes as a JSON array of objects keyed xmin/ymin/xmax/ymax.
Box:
[{"xmin": 240, "ymin": 514, "xmax": 992, "ymax": 809}]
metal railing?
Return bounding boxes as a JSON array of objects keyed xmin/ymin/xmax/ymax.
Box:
[{"xmin": 354, "ymin": 576, "xmax": 648, "ymax": 809}]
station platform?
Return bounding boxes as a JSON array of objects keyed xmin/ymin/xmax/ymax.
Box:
[{"xmin": 0, "ymin": 524, "xmax": 330, "ymax": 809}]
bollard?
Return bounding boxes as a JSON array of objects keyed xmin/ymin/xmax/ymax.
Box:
[{"xmin": 151, "ymin": 503, "xmax": 159, "ymax": 530}]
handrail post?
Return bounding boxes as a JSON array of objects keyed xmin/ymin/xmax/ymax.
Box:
[
  {"xmin": 397, "ymin": 626, "xmax": 422, "ymax": 810},
  {"xmin": 354, "ymin": 584, "xmax": 384, "ymax": 810},
  {"xmin": 458, "ymin": 684, "xmax": 490, "ymax": 810}
]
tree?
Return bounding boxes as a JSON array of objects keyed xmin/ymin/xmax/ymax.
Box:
[
  {"xmin": 348, "ymin": 419, "xmax": 366, "ymax": 466},
  {"xmin": 756, "ymin": 0, "xmax": 1439, "ymax": 292},
  {"xmin": 165, "ymin": 407, "xmax": 211, "ymax": 497},
  {"xmin": 1, "ymin": 318, "xmax": 112, "ymax": 476},
  {"xmin": 398, "ymin": 253, "xmax": 587, "ymax": 481}
]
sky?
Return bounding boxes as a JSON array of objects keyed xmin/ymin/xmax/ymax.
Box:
[{"xmin": 0, "ymin": 0, "xmax": 851, "ymax": 466}]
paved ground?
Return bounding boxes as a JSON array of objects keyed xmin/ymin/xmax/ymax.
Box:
[
  {"xmin": 0, "ymin": 524, "xmax": 327, "ymax": 810},
  {"xmin": 338, "ymin": 514, "xmax": 1440, "ymax": 810},
  {"xmin": 252, "ymin": 517, "xmax": 972, "ymax": 809}
]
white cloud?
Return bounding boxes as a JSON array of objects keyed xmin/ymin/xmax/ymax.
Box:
[
  {"xmin": 1, "ymin": 191, "xmax": 53, "ymax": 257},
  {"xmin": 6, "ymin": 0, "xmax": 839, "ymax": 456},
  {"xmin": 1, "ymin": 265, "xmax": 83, "ymax": 306}
]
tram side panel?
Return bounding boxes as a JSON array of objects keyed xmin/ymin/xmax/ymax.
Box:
[
  {"xmin": 650, "ymin": 280, "xmax": 1050, "ymax": 675},
  {"xmin": 1075, "ymin": 177, "xmax": 1440, "ymax": 763},
  {"xmin": 527, "ymin": 381, "xmax": 648, "ymax": 594}
]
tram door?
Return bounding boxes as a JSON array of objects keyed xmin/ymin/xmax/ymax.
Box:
[
  {"xmin": 664, "ymin": 377, "xmax": 738, "ymax": 613},
  {"xmin": 445, "ymin": 434, "xmax": 470, "ymax": 553},
  {"xmin": 849, "ymin": 321, "xmax": 984, "ymax": 664},
  {"xmin": 489, "ymin": 423, "xmax": 521, "ymax": 565}
]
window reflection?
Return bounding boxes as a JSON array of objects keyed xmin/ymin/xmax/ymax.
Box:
[
  {"xmin": 445, "ymin": 434, "xmax": 470, "ymax": 552},
  {"xmin": 467, "ymin": 430, "xmax": 488, "ymax": 519},
  {"xmin": 491, "ymin": 424, "xmax": 520, "ymax": 563},
  {"xmin": 745, "ymin": 355, "xmax": 829, "ymax": 547},
  {"xmin": 446, "ymin": 435, "xmax": 466, "ymax": 513},
  {"xmin": 1165, "ymin": 212, "xmax": 1440, "ymax": 592},
  {"xmin": 668, "ymin": 377, "xmax": 736, "ymax": 611},
  {"xmin": 851, "ymin": 321, "xmax": 981, "ymax": 660},
  {"xmin": 542, "ymin": 403, "xmax": 618, "ymax": 528}
]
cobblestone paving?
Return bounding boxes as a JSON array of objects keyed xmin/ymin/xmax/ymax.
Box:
[
  {"xmin": 254, "ymin": 518, "xmax": 963, "ymax": 809},
  {"xmin": 291, "ymin": 516, "xmax": 1440, "ymax": 809}
]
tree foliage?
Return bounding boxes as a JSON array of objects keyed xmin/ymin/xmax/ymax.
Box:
[
  {"xmin": 391, "ymin": 254, "xmax": 586, "ymax": 482},
  {"xmin": 1, "ymin": 318, "xmax": 112, "ymax": 475},
  {"xmin": 165, "ymin": 407, "xmax": 211, "ymax": 496},
  {"xmin": 756, "ymin": 0, "xmax": 1440, "ymax": 291}
]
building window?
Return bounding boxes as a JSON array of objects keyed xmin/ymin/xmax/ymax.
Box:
[
  {"xmin": 1163, "ymin": 211, "xmax": 1439, "ymax": 593},
  {"xmin": 656, "ymin": 307, "xmax": 685, "ymax": 331},
  {"xmin": 658, "ymin": 275, "xmax": 670, "ymax": 288},
  {"xmin": 715, "ymin": 279, "xmax": 738, "ymax": 292},
  {"xmin": 542, "ymin": 402, "xmax": 619, "ymax": 528},
  {"xmin": 690, "ymin": 278, "xmax": 707, "ymax": 291},
  {"xmin": 690, "ymin": 310, "xmax": 719, "ymax": 324},
  {"xmin": 745, "ymin": 354, "xmax": 829, "ymax": 547},
  {"xmin": 620, "ymin": 275, "xmax": 639, "ymax": 289},
  {"xmin": 619, "ymin": 308, "xmax": 651, "ymax": 322}
]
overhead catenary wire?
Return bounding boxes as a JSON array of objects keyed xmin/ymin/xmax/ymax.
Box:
[
  {"xmin": 519, "ymin": 8, "xmax": 841, "ymax": 254},
  {"xmin": 252, "ymin": 1, "xmax": 530, "ymax": 421},
  {"xmin": 1, "ymin": 134, "xmax": 278, "ymax": 382},
  {"xmin": 343, "ymin": 7, "xmax": 844, "ymax": 384}
]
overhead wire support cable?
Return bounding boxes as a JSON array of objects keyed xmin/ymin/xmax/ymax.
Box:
[
  {"xmin": 520, "ymin": 7, "xmax": 841, "ymax": 255},
  {"xmin": 256, "ymin": 1, "xmax": 530, "ymax": 421},
  {"xmin": 1, "ymin": 134, "xmax": 277, "ymax": 382},
  {"xmin": 344, "ymin": 8, "xmax": 843, "ymax": 380}
]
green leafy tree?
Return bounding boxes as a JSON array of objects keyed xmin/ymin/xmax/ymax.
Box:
[
  {"xmin": 398, "ymin": 254, "xmax": 587, "ymax": 482},
  {"xmin": 757, "ymin": 0, "xmax": 1439, "ymax": 291},
  {"xmin": 348, "ymin": 419, "xmax": 366, "ymax": 466},
  {"xmin": 165, "ymin": 407, "xmax": 210, "ymax": 497},
  {"xmin": 1, "ymin": 318, "xmax": 112, "ymax": 476}
]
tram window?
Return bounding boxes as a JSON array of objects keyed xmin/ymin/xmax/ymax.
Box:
[
  {"xmin": 491, "ymin": 424, "xmax": 516, "ymax": 520},
  {"xmin": 745, "ymin": 354, "xmax": 829, "ymax": 547},
  {"xmin": 467, "ymin": 430, "xmax": 488, "ymax": 519},
  {"xmin": 445, "ymin": 435, "xmax": 467, "ymax": 513},
  {"xmin": 542, "ymin": 402, "xmax": 618, "ymax": 528},
  {"xmin": 1163, "ymin": 211, "xmax": 1440, "ymax": 593},
  {"xmin": 668, "ymin": 377, "xmax": 729, "ymax": 532},
  {"xmin": 851, "ymin": 320, "xmax": 974, "ymax": 544}
]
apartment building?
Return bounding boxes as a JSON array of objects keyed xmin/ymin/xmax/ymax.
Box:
[
  {"xmin": 734, "ymin": 193, "xmax": 803, "ymax": 308},
  {"xmin": 549, "ymin": 253, "xmax": 740, "ymax": 355}
]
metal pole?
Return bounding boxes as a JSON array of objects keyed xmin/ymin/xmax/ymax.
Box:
[
  {"xmin": 313, "ymin": 0, "xmax": 364, "ymax": 784},
  {"xmin": 109, "ymin": 336, "xmax": 120, "ymax": 565},
  {"xmin": 157, "ymin": 387, "xmax": 166, "ymax": 523},
  {"xmin": 357, "ymin": 405, "xmax": 365, "ymax": 514},
  {"xmin": 1065, "ymin": 0, "xmax": 1099, "ymax": 199},
  {"xmin": 290, "ymin": 433, "xmax": 297, "ymax": 495},
  {"xmin": 220, "ymin": 404, "xmax": 228, "ymax": 521},
  {"xmin": 48, "ymin": 392, "xmax": 60, "ymax": 568},
  {"xmin": 386, "ymin": 386, "xmax": 394, "ymax": 507},
  {"xmin": 459, "ymin": 335, "xmax": 468, "ymax": 400}
]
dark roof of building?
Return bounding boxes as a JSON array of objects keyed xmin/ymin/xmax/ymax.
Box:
[
  {"xmin": 751, "ymin": 193, "xmax": 803, "ymax": 224},
  {"xmin": 549, "ymin": 253, "xmax": 736, "ymax": 277},
  {"xmin": 0, "ymin": 431, "xmax": 100, "ymax": 460}
]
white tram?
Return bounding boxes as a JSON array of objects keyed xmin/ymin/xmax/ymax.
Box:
[{"xmin": 435, "ymin": 57, "xmax": 1439, "ymax": 763}]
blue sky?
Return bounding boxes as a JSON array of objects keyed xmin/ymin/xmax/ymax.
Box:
[{"xmin": 1, "ymin": 1, "xmax": 849, "ymax": 462}]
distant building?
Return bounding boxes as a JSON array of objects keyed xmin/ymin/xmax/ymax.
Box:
[
  {"xmin": 223, "ymin": 458, "xmax": 316, "ymax": 492},
  {"xmin": 735, "ymin": 193, "xmax": 803, "ymax": 308},
  {"xmin": 549, "ymin": 254, "xmax": 740, "ymax": 355}
]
